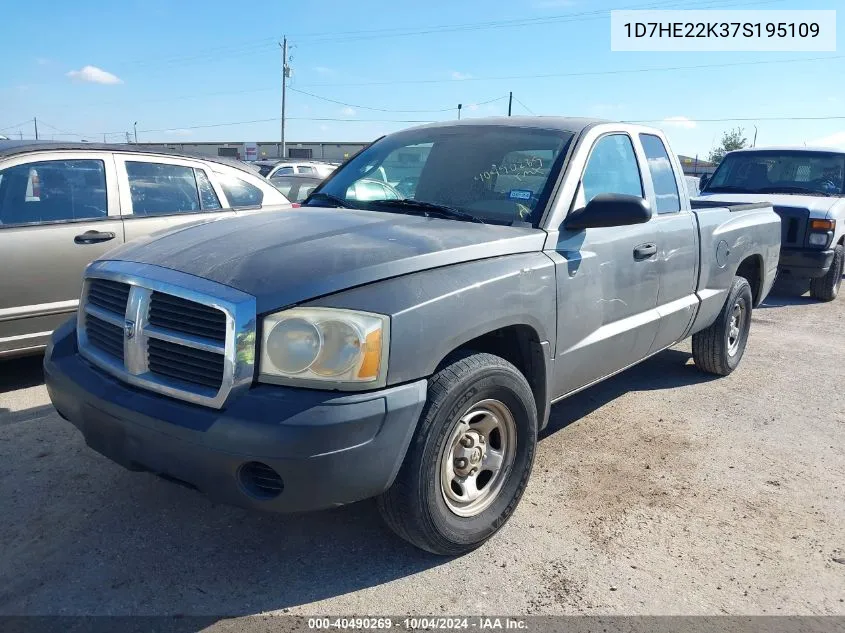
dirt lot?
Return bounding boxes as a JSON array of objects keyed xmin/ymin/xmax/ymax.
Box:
[{"xmin": 1, "ymin": 284, "xmax": 843, "ymax": 617}]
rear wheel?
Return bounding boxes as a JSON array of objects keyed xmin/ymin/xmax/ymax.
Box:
[
  {"xmin": 378, "ymin": 352, "xmax": 537, "ymax": 555},
  {"xmin": 693, "ymin": 276, "xmax": 753, "ymax": 376},
  {"xmin": 809, "ymin": 244, "xmax": 844, "ymax": 302}
]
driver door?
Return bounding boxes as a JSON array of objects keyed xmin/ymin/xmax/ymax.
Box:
[{"xmin": 549, "ymin": 133, "xmax": 660, "ymax": 397}]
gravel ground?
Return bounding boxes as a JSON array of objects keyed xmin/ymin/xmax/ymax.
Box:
[{"xmin": 1, "ymin": 284, "xmax": 843, "ymax": 618}]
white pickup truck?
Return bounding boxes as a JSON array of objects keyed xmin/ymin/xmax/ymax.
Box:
[{"xmin": 699, "ymin": 147, "xmax": 845, "ymax": 301}]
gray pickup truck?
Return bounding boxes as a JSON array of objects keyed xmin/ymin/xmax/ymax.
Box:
[{"xmin": 44, "ymin": 117, "xmax": 780, "ymax": 555}]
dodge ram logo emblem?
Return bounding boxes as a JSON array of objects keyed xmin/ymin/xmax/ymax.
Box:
[{"xmin": 124, "ymin": 320, "xmax": 136, "ymax": 339}]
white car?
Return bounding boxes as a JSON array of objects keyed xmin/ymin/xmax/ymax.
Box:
[{"xmin": 266, "ymin": 161, "xmax": 338, "ymax": 179}]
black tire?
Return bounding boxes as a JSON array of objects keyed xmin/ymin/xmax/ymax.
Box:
[
  {"xmin": 692, "ymin": 276, "xmax": 753, "ymax": 376},
  {"xmin": 809, "ymin": 244, "xmax": 844, "ymax": 302},
  {"xmin": 377, "ymin": 352, "xmax": 538, "ymax": 555}
]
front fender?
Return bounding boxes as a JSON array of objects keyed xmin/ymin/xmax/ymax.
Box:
[{"xmin": 304, "ymin": 253, "xmax": 557, "ymax": 385}]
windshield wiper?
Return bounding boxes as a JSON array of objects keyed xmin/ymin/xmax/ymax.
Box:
[
  {"xmin": 705, "ymin": 185, "xmax": 754, "ymax": 193},
  {"xmin": 303, "ymin": 191, "xmax": 356, "ymax": 208},
  {"xmin": 371, "ymin": 199, "xmax": 485, "ymax": 223},
  {"xmin": 755, "ymin": 186, "xmax": 835, "ymax": 197}
]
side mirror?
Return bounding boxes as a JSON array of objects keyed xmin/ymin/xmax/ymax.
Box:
[
  {"xmin": 699, "ymin": 174, "xmax": 710, "ymax": 189},
  {"xmin": 564, "ymin": 193, "xmax": 652, "ymax": 230}
]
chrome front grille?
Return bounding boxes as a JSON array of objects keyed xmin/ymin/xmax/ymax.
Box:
[
  {"xmin": 148, "ymin": 338, "xmax": 225, "ymax": 389},
  {"xmin": 77, "ymin": 261, "xmax": 256, "ymax": 409},
  {"xmin": 149, "ymin": 292, "xmax": 227, "ymax": 342}
]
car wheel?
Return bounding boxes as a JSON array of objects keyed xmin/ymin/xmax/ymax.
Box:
[
  {"xmin": 377, "ymin": 352, "xmax": 538, "ymax": 555},
  {"xmin": 692, "ymin": 276, "xmax": 753, "ymax": 376},
  {"xmin": 809, "ymin": 244, "xmax": 844, "ymax": 302}
]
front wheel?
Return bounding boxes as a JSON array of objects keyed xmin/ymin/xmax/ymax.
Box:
[
  {"xmin": 378, "ymin": 352, "xmax": 538, "ymax": 555},
  {"xmin": 809, "ymin": 244, "xmax": 844, "ymax": 302},
  {"xmin": 692, "ymin": 276, "xmax": 753, "ymax": 376}
]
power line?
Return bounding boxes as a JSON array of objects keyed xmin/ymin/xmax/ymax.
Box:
[
  {"xmin": 298, "ymin": 54, "xmax": 845, "ymax": 88},
  {"xmin": 0, "ymin": 119, "xmax": 35, "ymax": 133},
  {"xmin": 513, "ymin": 97, "xmax": 536, "ymax": 116},
  {"xmin": 288, "ymin": 87, "xmax": 508, "ymax": 113},
  {"xmin": 291, "ymin": 0, "xmax": 786, "ymax": 44}
]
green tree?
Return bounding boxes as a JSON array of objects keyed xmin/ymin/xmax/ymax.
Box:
[{"xmin": 708, "ymin": 127, "xmax": 748, "ymax": 164}]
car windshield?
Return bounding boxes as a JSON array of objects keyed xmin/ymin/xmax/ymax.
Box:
[
  {"xmin": 308, "ymin": 124, "xmax": 574, "ymax": 225},
  {"xmin": 706, "ymin": 150, "xmax": 845, "ymax": 196}
]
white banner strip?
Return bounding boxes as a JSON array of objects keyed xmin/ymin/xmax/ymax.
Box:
[{"xmin": 610, "ymin": 10, "xmax": 836, "ymax": 52}]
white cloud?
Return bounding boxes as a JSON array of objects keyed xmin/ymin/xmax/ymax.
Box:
[
  {"xmin": 319, "ymin": 124, "xmax": 330, "ymax": 132},
  {"xmin": 451, "ymin": 71, "xmax": 473, "ymax": 80},
  {"xmin": 340, "ymin": 106, "xmax": 356, "ymax": 117},
  {"xmin": 35, "ymin": 57, "xmax": 51, "ymax": 66},
  {"xmin": 661, "ymin": 116, "xmax": 697, "ymax": 129},
  {"xmin": 314, "ymin": 66, "xmax": 334, "ymax": 75},
  {"xmin": 468, "ymin": 103, "xmax": 480, "ymax": 111},
  {"xmin": 164, "ymin": 128, "xmax": 192, "ymax": 137},
  {"xmin": 66, "ymin": 65, "xmax": 123, "ymax": 85},
  {"xmin": 809, "ymin": 131, "xmax": 845, "ymax": 149}
]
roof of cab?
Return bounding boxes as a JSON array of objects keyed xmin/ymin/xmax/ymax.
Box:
[
  {"xmin": 0, "ymin": 140, "xmax": 259, "ymax": 174},
  {"xmin": 401, "ymin": 115, "xmax": 609, "ymax": 134},
  {"xmin": 727, "ymin": 146, "xmax": 845, "ymax": 154}
]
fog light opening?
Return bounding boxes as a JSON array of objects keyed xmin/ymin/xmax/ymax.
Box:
[{"xmin": 238, "ymin": 461, "xmax": 284, "ymax": 500}]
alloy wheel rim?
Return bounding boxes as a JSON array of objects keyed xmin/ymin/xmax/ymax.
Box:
[
  {"xmin": 728, "ymin": 301, "xmax": 745, "ymax": 356},
  {"xmin": 440, "ymin": 399, "xmax": 517, "ymax": 517}
]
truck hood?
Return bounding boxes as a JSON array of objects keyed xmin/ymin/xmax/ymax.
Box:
[
  {"xmin": 695, "ymin": 192, "xmax": 841, "ymax": 217},
  {"xmin": 105, "ymin": 207, "xmax": 546, "ymax": 313}
]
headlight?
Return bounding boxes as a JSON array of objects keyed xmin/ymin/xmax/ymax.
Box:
[
  {"xmin": 259, "ymin": 307, "xmax": 389, "ymax": 389},
  {"xmin": 809, "ymin": 232, "xmax": 830, "ymax": 247}
]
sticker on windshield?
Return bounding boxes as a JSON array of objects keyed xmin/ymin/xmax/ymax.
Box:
[{"xmin": 509, "ymin": 189, "xmax": 533, "ymax": 200}]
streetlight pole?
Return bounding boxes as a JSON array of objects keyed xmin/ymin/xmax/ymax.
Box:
[
  {"xmin": 133, "ymin": 122, "xmax": 138, "ymax": 143},
  {"xmin": 457, "ymin": 104, "xmax": 462, "ymax": 120}
]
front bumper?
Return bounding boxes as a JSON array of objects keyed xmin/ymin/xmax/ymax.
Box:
[
  {"xmin": 778, "ymin": 247, "xmax": 835, "ymax": 279},
  {"xmin": 44, "ymin": 320, "xmax": 427, "ymax": 513}
]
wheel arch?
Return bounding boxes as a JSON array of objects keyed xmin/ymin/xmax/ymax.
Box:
[
  {"xmin": 433, "ymin": 324, "xmax": 551, "ymax": 431},
  {"xmin": 736, "ymin": 253, "xmax": 764, "ymax": 307}
]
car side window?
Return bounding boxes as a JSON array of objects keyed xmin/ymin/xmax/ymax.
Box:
[
  {"xmin": 0, "ymin": 159, "xmax": 108, "ymax": 227},
  {"xmin": 195, "ymin": 168, "xmax": 221, "ymax": 210},
  {"xmin": 639, "ymin": 134, "xmax": 680, "ymax": 214},
  {"xmin": 274, "ymin": 166, "xmax": 294, "ymax": 176},
  {"xmin": 297, "ymin": 166, "xmax": 315, "ymax": 175},
  {"xmin": 125, "ymin": 161, "xmax": 201, "ymax": 217},
  {"xmin": 581, "ymin": 134, "xmax": 643, "ymax": 204},
  {"xmin": 218, "ymin": 173, "xmax": 264, "ymax": 208}
]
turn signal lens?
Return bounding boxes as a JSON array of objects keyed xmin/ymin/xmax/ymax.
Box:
[{"xmin": 811, "ymin": 219, "xmax": 835, "ymax": 231}]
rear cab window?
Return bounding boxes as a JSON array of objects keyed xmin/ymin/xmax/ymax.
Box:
[{"xmin": 0, "ymin": 159, "xmax": 108, "ymax": 226}]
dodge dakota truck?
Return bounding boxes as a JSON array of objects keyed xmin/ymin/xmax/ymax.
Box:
[
  {"xmin": 44, "ymin": 118, "xmax": 781, "ymax": 555},
  {"xmin": 698, "ymin": 146, "xmax": 845, "ymax": 301}
]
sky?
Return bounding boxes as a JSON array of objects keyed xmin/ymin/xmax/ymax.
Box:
[{"xmin": 2, "ymin": 0, "xmax": 844, "ymax": 158}]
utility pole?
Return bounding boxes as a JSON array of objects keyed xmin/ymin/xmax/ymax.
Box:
[
  {"xmin": 134, "ymin": 122, "xmax": 138, "ymax": 143},
  {"xmin": 508, "ymin": 92, "xmax": 513, "ymax": 116},
  {"xmin": 457, "ymin": 103, "xmax": 462, "ymax": 120},
  {"xmin": 752, "ymin": 125, "xmax": 758, "ymax": 148},
  {"xmin": 280, "ymin": 36, "xmax": 290, "ymax": 159},
  {"xmin": 103, "ymin": 133, "xmax": 107, "ymax": 143},
  {"xmin": 34, "ymin": 117, "xmax": 39, "ymax": 140}
]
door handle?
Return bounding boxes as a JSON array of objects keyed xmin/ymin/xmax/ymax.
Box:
[
  {"xmin": 633, "ymin": 243, "xmax": 657, "ymax": 260},
  {"xmin": 74, "ymin": 230, "xmax": 116, "ymax": 245}
]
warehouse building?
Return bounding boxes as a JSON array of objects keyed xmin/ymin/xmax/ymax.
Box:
[{"xmin": 136, "ymin": 141, "xmax": 368, "ymax": 162}]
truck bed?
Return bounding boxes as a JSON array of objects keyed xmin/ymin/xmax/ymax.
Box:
[
  {"xmin": 688, "ymin": 201, "xmax": 781, "ymax": 334},
  {"xmin": 690, "ymin": 200, "xmax": 774, "ymax": 213}
]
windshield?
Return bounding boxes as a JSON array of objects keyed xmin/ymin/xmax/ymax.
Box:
[
  {"xmin": 308, "ymin": 125, "xmax": 574, "ymax": 225},
  {"xmin": 706, "ymin": 150, "xmax": 845, "ymax": 196}
]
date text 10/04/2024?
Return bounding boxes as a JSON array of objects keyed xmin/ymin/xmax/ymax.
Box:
[{"xmin": 307, "ymin": 617, "xmax": 528, "ymax": 630}]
